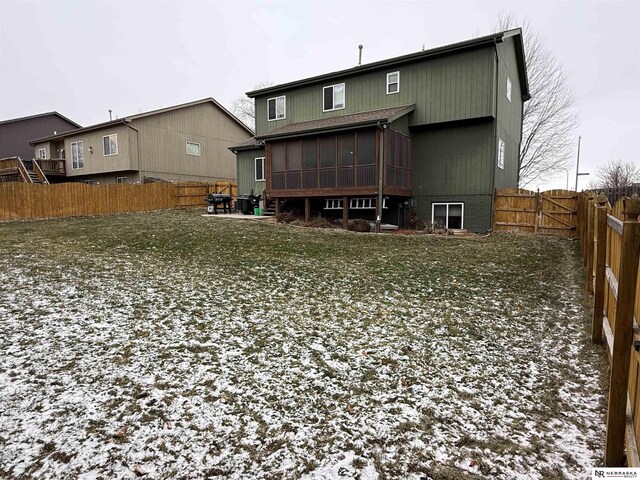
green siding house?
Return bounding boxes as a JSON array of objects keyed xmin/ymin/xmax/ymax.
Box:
[{"xmin": 230, "ymin": 29, "xmax": 529, "ymax": 232}]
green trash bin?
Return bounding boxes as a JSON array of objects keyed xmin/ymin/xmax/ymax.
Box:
[{"xmin": 254, "ymin": 207, "xmax": 264, "ymax": 216}]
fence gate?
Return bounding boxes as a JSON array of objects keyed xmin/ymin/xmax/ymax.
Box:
[{"xmin": 538, "ymin": 190, "xmax": 578, "ymax": 236}]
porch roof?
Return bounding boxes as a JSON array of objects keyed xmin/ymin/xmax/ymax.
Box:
[{"xmin": 255, "ymin": 104, "xmax": 415, "ymax": 141}]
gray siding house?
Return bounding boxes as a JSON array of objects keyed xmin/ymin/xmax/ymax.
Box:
[
  {"xmin": 231, "ymin": 29, "xmax": 529, "ymax": 232},
  {"xmin": 31, "ymin": 98, "xmax": 253, "ymax": 184},
  {"xmin": 0, "ymin": 112, "xmax": 81, "ymax": 162}
]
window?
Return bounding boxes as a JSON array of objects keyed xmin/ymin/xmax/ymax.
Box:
[
  {"xmin": 255, "ymin": 157, "xmax": 265, "ymax": 181},
  {"xmin": 432, "ymin": 203, "xmax": 464, "ymax": 229},
  {"xmin": 37, "ymin": 148, "xmax": 46, "ymax": 159},
  {"xmin": 506, "ymin": 77, "xmax": 512, "ymax": 102},
  {"xmin": 497, "ymin": 138, "xmax": 505, "ymax": 170},
  {"xmin": 84, "ymin": 180, "xmax": 94, "ymax": 185},
  {"xmin": 323, "ymin": 83, "xmax": 345, "ymax": 111},
  {"xmin": 103, "ymin": 134, "xmax": 118, "ymax": 156},
  {"xmin": 267, "ymin": 96, "xmax": 286, "ymax": 121},
  {"xmin": 387, "ymin": 71, "xmax": 400, "ymax": 94},
  {"xmin": 116, "ymin": 177, "xmax": 127, "ymax": 183},
  {"xmin": 71, "ymin": 141, "xmax": 84, "ymax": 169},
  {"xmin": 186, "ymin": 141, "xmax": 201, "ymax": 156}
]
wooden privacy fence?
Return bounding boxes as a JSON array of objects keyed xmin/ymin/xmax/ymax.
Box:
[
  {"xmin": 493, "ymin": 188, "xmax": 578, "ymax": 235},
  {"xmin": 0, "ymin": 181, "xmax": 237, "ymax": 221},
  {"xmin": 579, "ymin": 192, "xmax": 640, "ymax": 466}
]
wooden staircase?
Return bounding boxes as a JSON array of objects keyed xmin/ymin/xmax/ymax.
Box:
[{"xmin": 0, "ymin": 156, "xmax": 50, "ymax": 184}]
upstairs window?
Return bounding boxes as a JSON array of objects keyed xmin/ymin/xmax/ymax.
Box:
[
  {"xmin": 506, "ymin": 77, "xmax": 512, "ymax": 102},
  {"xmin": 268, "ymin": 96, "xmax": 286, "ymax": 121},
  {"xmin": 255, "ymin": 157, "xmax": 265, "ymax": 181},
  {"xmin": 186, "ymin": 141, "xmax": 201, "ymax": 156},
  {"xmin": 71, "ymin": 141, "xmax": 84, "ymax": 169},
  {"xmin": 103, "ymin": 134, "xmax": 118, "ymax": 156},
  {"xmin": 323, "ymin": 83, "xmax": 345, "ymax": 111},
  {"xmin": 387, "ymin": 71, "xmax": 400, "ymax": 94},
  {"xmin": 37, "ymin": 148, "xmax": 46, "ymax": 159}
]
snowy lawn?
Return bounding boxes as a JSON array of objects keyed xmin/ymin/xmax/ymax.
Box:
[{"xmin": 0, "ymin": 209, "xmax": 608, "ymax": 479}]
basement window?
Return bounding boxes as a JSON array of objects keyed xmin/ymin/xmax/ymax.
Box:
[
  {"xmin": 186, "ymin": 141, "xmax": 201, "ymax": 156},
  {"xmin": 116, "ymin": 177, "xmax": 127, "ymax": 183},
  {"xmin": 267, "ymin": 96, "xmax": 286, "ymax": 121},
  {"xmin": 387, "ymin": 71, "xmax": 399, "ymax": 94},
  {"xmin": 255, "ymin": 157, "xmax": 265, "ymax": 181},
  {"xmin": 103, "ymin": 134, "xmax": 118, "ymax": 156},
  {"xmin": 432, "ymin": 203, "xmax": 464, "ymax": 229},
  {"xmin": 323, "ymin": 83, "xmax": 345, "ymax": 111}
]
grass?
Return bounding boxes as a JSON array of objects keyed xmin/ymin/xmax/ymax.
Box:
[{"xmin": 0, "ymin": 209, "xmax": 608, "ymax": 479}]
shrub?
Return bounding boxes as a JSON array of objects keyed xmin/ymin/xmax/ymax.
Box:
[
  {"xmin": 275, "ymin": 212, "xmax": 297, "ymax": 224},
  {"xmin": 308, "ymin": 216, "xmax": 334, "ymax": 229},
  {"xmin": 347, "ymin": 218, "xmax": 371, "ymax": 232}
]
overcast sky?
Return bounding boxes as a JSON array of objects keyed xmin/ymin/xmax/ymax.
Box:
[{"xmin": 1, "ymin": 0, "xmax": 638, "ymax": 190}]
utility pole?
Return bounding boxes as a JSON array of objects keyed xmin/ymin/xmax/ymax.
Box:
[{"xmin": 574, "ymin": 136, "xmax": 589, "ymax": 191}]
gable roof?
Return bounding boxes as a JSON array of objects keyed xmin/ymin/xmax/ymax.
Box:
[
  {"xmin": 29, "ymin": 97, "xmax": 253, "ymax": 145},
  {"xmin": 247, "ymin": 29, "xmax": 530, "ymax": 101},
  {"xmin": 255, "ymin": 104, "xmax": 415, "ymax": 141},
  {"xmin": 0, "ymin": 111, "xmax": 82, "ymax": 128}
]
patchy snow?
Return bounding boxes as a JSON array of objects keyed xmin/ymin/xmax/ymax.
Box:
[{"xmin": 0, "ymin": 211, "xmax": 608, "ymax": 479}]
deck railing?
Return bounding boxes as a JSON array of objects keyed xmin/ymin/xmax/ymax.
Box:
[{"xmin": 35, "ymin": 158, "xmax": 66, "ymax": 175}]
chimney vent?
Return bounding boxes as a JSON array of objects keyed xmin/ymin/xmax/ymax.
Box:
[
  {"xmin": 358, "ymin": 45, "xmax": 363, "ymax": 66},
  {"xmin": 109, "ymin": 109, "xmax": 113, "ymax": 121}
]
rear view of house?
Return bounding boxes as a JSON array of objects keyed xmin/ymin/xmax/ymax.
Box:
[
  {"xmin": 231, "ymin": 29, "xmax": 529, "ymax": 232},
  {"xmin": 30, "ymin": 98, "xmax": 253, "ymax": 184}
]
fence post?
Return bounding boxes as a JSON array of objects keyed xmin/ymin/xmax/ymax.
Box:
[
  {"xmin": 585, "ymin": 198, "xmax": 596, "ymax": 292},
  {"xmin": 605, "ymin": 198, "xmax": 640, "ymax": 466},
  {"xmin": 534, "ymin": 189, "xmax": 540, "ymax": 234},
  {"xmin": 591, "ymin": 195, "xmax": 608, "ymax": 344}
]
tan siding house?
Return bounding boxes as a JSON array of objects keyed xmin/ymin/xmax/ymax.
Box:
[{"xmin": 30, "ymin": 98, "xmax": 252, "ymax": 184}]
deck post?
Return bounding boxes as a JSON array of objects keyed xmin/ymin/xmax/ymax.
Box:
[
  {"xmin": 605, "ymin": 212, "xmax": 640, "ymax": 466},
  {"xmin": 304, "ymin": 197, "xmax": 310, "ymax": 225},
  {"xmin": 343, "ymin": 196, "xmax": 349, "ymax": 229},
  {"xmin": 274, "ymin": 197, "xmax": 280, "ymax": 217},
  {"xmin": 591, "ymin": 196, "xmax": 608, "ymax": 344}
]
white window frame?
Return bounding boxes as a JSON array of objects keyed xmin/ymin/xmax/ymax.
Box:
[
  {"xmin": 497, "ymin": 138, "xmax": 505, "ymax": 170},
  {"xmin": 186, "ymin": 141, "xmax": 201, "ymax": 156},
  {"xmin": 116, "ymin": 177, "xmax": 127, "ymax": 184},
  {"xmin": 37, "ymin": 148, "xmax": 46, "ymax": 159},
  {"xmin": 102, "ymin": 134, "xmax": 118, "ymax": 156},
  {"xmin": 71, "ymin": 141, "xmax": 84, "ymax": 170},
  {"xmin": 267, "ymin": 96, "xmax": 286, "ymax": 121},
  {"xmin": 386, "ymin": 71, "xmax": 400, "ymax": 95},
  {"xmin": 323, "ymin": 83, "xmax": 345, "ymax": 112},
  {"xmin": 431, "ymin": 202, "xmax": 464, "ymax": 229},
  {"xmin": 506, "ymin": 77, "xmax": 512, "ymax": 102},
  {"xmin": 255, "ymin": 157, "xmax": 266, "ymax": 181}
]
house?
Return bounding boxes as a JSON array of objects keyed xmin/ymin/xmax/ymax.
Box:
[
  {"xmin": 230, "ymin": 29, "xmax": 529, "ymax": 232},
  {"xmin": 0, "ymin": 112, "xmax": 81, "ymax": 182},
  {"xmin": 30, "ymin": 98, "xmax": 253, "ymax": 184}
]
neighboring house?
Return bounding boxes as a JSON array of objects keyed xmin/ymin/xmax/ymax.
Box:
[
  {"xmin": 0, "ymin": 112, "xmax": 81, "ymax": 162},
  {"xmin": 30, "ymin": 98, "xmax": 253, "ymax": 184},
  {"xmin": 230, "ymin": 29, "xmax": 529, "ymax": 232}
]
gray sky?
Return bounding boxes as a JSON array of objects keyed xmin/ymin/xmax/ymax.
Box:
[{"xmin": 1, "ymin": 0, "xmax": 638, "ymax": 190}]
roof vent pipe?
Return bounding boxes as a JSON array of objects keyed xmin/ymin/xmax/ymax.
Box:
[
  {"xmin": 109, "ymin": 109, "xmax": 112, "ymax": 121},
  {"xmin": 358, "ymin": 45, "xmax": 363, "ymax": 66}
]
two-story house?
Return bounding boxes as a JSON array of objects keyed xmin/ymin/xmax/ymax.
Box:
[
  {"xmin": 30, "ymin": 98, "xmax": 253, "ymax": 184},
  {"xmin": 231, "ymin": 29, "xmax": 529, "ymax": 232}
]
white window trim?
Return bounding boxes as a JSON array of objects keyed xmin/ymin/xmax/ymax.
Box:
[
  {"xmin": 71, "ymin": 141, "xmax": 84, "ymax": 170},
  {"xmin": 116, "ymin": 177, "xmax": 127, "ymax": 183},
  {"xmin": 431, "ymin": 202, "xmax": 464, "ymax": 229},
  {"xmin": 323, "ymin": 83, "xmax": 346, "ymax": 112},
  {"xmin": 267, "ymin": 96, "xmax": 286, "ymax": 122},
  {"xmin": 103, "ymin": 134, "xmax": 118, "ymax": 156},
  {"xmin": 255, "ymin": 157, "xmax": 266, "ymax": 181},
  {"xmin": 497, "ymin": 138, "xmax": 505, "ymax": 170},
  {"xmin": 37, "ymin": 148, "xmax": 46, "ymax": 159},
  {"xmin": 386, "ymin": 71, "xmax": 400, "ymax": 95},
  {"xmin": 506, "ymin": 77, "xmax": 512, "ymax": 102},
  {"xmin": 186, "ymin": 141, "xmax": 201, "ymax": 156}
]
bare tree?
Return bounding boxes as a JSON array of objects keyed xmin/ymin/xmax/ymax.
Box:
[
  {"xmin": 592, "ymin": 159, "xmax": 640, "ymax": 189},
  {"xmin": 231, "ymin": 81, "xmax": 274, "ymax": 130},
  {"xmin": 496, "ymin": 15, "xmax": 579, "ymax": 188}
]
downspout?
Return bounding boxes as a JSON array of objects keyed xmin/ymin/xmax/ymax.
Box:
[
  {"xmin": 124, "ymin": 121, "xmax": 140, "ymax": 183},
  {"xmin": 489, "ymin": 39, "xmax": 500, "ymax": 232},
  {"xmin": 377, "ymin": 121, "xmax": 386, "ymax": 233}
]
